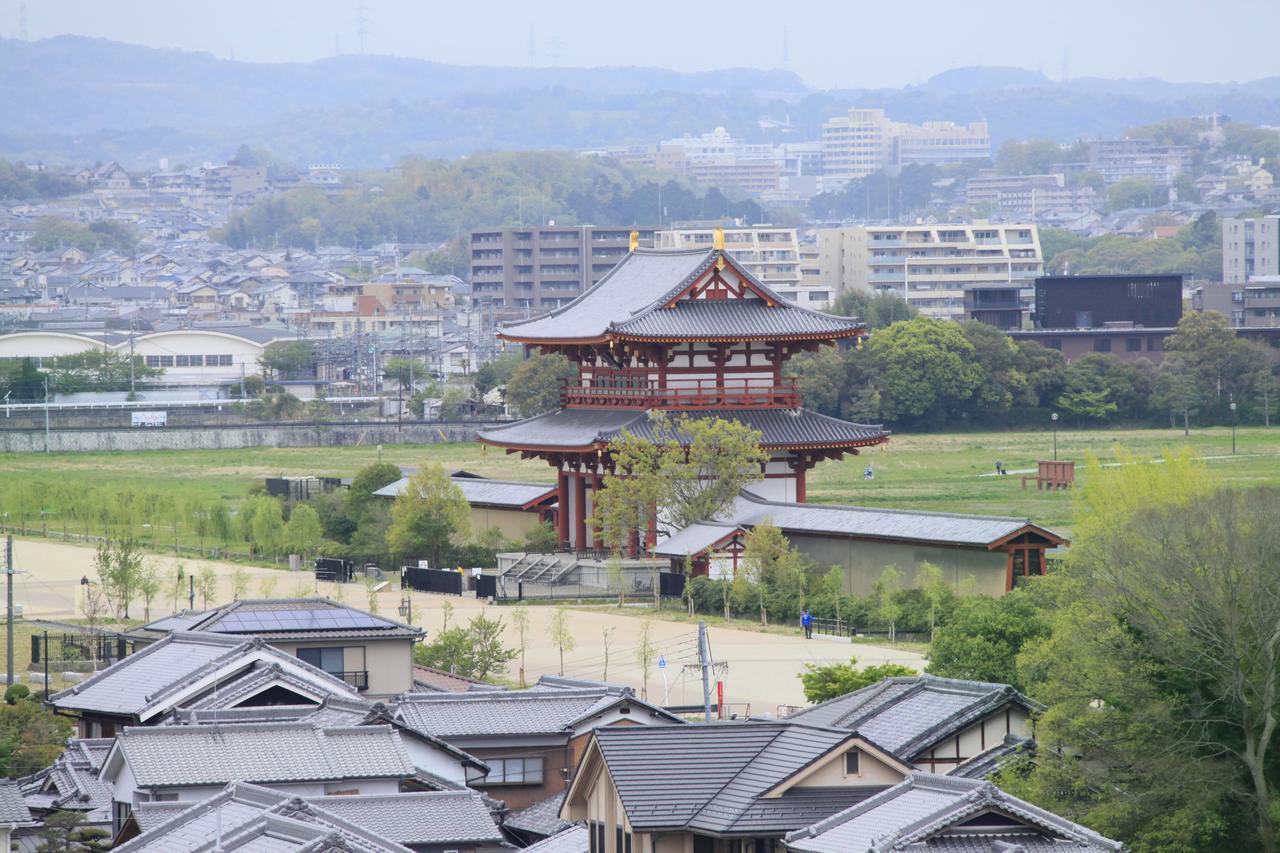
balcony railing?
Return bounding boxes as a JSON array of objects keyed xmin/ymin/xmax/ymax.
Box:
[
  {"xmin": 562, "ymin": 377, "xmax": 801, "ymax": 409},
  {"xmin": 338, "ymin": 670, "xmax": 369, "ymax": 691}
]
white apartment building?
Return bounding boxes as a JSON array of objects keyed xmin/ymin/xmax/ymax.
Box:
[
  {"xmin": 656, "ymin": 127, "xmax": 780, "ymax": 196},
  {"xmin": 655, "ymin": 226, "xmax": 832, "ymax": 307},
  {"xmin": 822, "ymin": 109, "xmax": 990, "ymax": 182},
  {"xmin": 817, "ymin": 224, "xmax": 1043, "ymax": 325},
  {"xmin": 1223, "ymin": 215, "xmax": 1280, "ymax": 285}
]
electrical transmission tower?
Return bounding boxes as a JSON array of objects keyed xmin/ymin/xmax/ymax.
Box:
[{"xmin": 355, "ymin": 1, "xmax": 370, "ymax": 54}]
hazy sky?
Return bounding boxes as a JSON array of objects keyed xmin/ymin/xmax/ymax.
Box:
[{"xmin": 12, "ymin": 0, "xmax": 1279, "ymax": 89}]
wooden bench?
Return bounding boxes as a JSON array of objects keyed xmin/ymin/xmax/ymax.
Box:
[{"xmin": 1022, "ymin": 460, "xmax": 1075, "ymax": 490}]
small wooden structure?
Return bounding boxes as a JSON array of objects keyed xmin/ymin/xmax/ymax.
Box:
[{"xmin": 1022, "ymin": 460, "xmax": 1075, "ymax": 490}]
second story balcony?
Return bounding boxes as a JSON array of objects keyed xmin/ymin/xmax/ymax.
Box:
[{"xmin": 562, "ymin": 376, "xmax": 802, "ymax": 409}]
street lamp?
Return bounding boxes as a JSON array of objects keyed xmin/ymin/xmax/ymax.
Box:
[
  {"xmin": 397, "ymin": 594, "xmax": 413, "ymax": 625},
  {"xmin": 1051, "ymin": 412, "xmax": 1059, "ymax": 461},
  {"xmin": 1230, "ymin": 401, "xmax": 1238, "ymax": 454}
]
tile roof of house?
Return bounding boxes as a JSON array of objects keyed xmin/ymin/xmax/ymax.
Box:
[
  {"xmin": 107, "ymin": 723, "xmax": 416, "ymax": 787},
  {"xmin": 479, "ymin": 408, "xmax": 887, "ymax": 452},
  {"xmin": 523, "ymin": 825, "xmax": 589, "ymax": 853},
  {"xmin": 499, "ymin": 248, "xmax": 863, "ymax": 344},
  {"xmin": 374, "ymin": 475, "xmax": 556, "ymax": 509},
  {"xmin": 0, "ymin": 780, "xmax": 33, "ymax": 825},
  {"xmin": 17, "ymin": 737, "xmax": 114, "ymax": 820},
  {"xmin": 48, "ymin": 631, "xmax": 359, "ymax": 721},
  {"xmin": 783, "ymin": 773, "xmax": 1124, "ymax": 853},
  {"xmin": 411, "ymin": 664, "xmax": 510, "ymax": 693},
  {"xmin": 395, "ymin": 687, "xmax": 675, "ymax": 738},
  {"xmin": 300, "ymin": 790, "xmax": 504, "ymax": 846},
  {"xmin": 591, "ymin": 722, "xmax": 882, "ymax": 835},
  {"xmin": 786, "ymin": 676, "xmax": 1038, "ymax": 761},
  {"xmin": 524, "ymin": 824, "xmax": 588, "ymax": 850},
  {"xmin": 725, "ymin": 490, "xmax": 1062, "ymax": 549},
  {"xmin": 505, "ymin": 791, "xmax": 572, "ymax": 839},
  {"xmin": 115, "ymin": 782, "xmax": 416, "ymax": 853},
  {"xmin": 137, "ymin": 598, "xmax": 422, "ymax": 642}
]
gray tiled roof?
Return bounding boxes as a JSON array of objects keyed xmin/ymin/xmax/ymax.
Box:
[
  {"xmin": 611, "ymin": 298, "xmax": 860, "ymax": 341},
  {"xmin": 17, "ymin": 737, "xmax": 114, "ymax": 820},
  {"xmin": 412, "ymin": 664, "xmax": 510, "ymax": 693},
  {"xmin": 652, "ymin": 522, "xmax": 742, "ymax": 557},
  {"xmin": 523, "ymin": 825, "xmax": 589, "ymax": 853},
  {"xmin": 110, "ymin": 723, "xmax": 416, "ymax": 786},
  {"xmin": 593, "ymin": 722, "xmax": 872, "ymax": 835},
  {"xmin": 0, "ymin": 780, "xmax": 33, "ymax": 824},
  {"xmin": 787, "ymin": 676, "xmax": 1037, "ymax": 760},
  {"xmin": 479, "ymin": 408, "xmax": 887, "ymax": 451},
  {"xmin": 47, "ymin": 632, "xmax": 249, "ymax": 717},
  {"xmin": 783, "ymin": 773, "xmax": 1124, "ymax": 852},
  {"xmin": 374, "ymin": 475, "xmax": 555, "ymax": 508},
  {"xmin": 505, "ymin": 791, "xmax": 571, "ymax": 838},
  {"xmin": 157, "ymin": 598, "xmax": 422, "ymax": 642},
  {"xmin": 500, "ymin": 248, "xmax": 862, "ymax": 344},
  {"xmin": 727, "ymin": 491, "xmax": 1055, "ymax": 548},
  {"xmin": 395, "ymin": 688, "xmax": 651, "ymax": 738},
  {"xmin": 302, "ymin": 790, "xmax": 504, "ymax": 845}
]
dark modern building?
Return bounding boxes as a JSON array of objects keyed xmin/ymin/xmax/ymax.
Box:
[
  {"xmin": 1032, "ymin": 273, "xmax": 1184, "ymax": 331},
  {"xmin": 469, "ymin": 226, "xmax": 657, "ymax": 320}
]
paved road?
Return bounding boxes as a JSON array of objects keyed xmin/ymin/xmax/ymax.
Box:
[{"xmin": 1, "ymin": 538, "xmax": 926, "ymax": 712}]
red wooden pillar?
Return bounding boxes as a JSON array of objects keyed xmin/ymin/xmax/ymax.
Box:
[
  {"xmin": 627, "ymin": 528, "xmax": 640, "ymax": 558},
  {"xmin": 556, "ymin": 468, "xmax": 569, "ymax": 547},
  {"xmin": 573, "ymin": 470, "xmax": 587, "ymax": 550},
  {"xmin": 795, "ymin": 467, "xmax": 807, "ymax": 503},
  {"xmin": 1005, "ymin": 550, "xmax": 1015, "ymax": 593},
  {"xmin": 591, "ymin": 473, "xmax": 604, "ymax": 549}
]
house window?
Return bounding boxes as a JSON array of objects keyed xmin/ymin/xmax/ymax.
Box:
[
  {"xmin": 588, "ymin": 821, "xmax": 606, "ymax": 853},
  {"xmin": 1093, "ymin": 338, "xmax": 1112, "ymax": 353},
  {"xmin": 468, "ymin": 756, "xmax": 545, "ymax": 785},
  {"xmin": 1125, "ymin": 338, "xmax": 1141, "ymax": 352},
  {"xmin": 113, "ymin": 801, "xmax": 132, "ymax": 836},
  {"xmin": 297, "ymin": 646, "xmax": 344, "ymax": 676},
  {"xmin": 845, "ymin": 750, "xmax": 861, "ymax": 776}
]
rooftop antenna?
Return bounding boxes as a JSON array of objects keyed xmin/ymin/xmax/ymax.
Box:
[
  {"xmin": 18, "ymin": 1, "xmax": 27, "ymax": 41},
  {"xmin": 355, "ymin": 0, "xmax": 370, "ymax": 55}
]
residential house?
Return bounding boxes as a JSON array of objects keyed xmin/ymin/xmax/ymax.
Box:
[
  {"xmin": 560, "ymin": 721, "xmax": 912, "ymax": 853},
  {"xmin": 784, "ymin": 773, "xmax": 1123, "ymax": 852},
  {"xmin": 785, "ymin": 676, "xmax": 1037, "ymax": 776},
  {"xmin": 395, "ymin": 682, "xmax": 682, "ymax": 811},
  {"xmin": 16, "ymin": 738, "xmax": 115, "ymax": 837},
  {"xmin": 45, "ymin": 631, "xmax": 362, "ymax": 737},
  {"xmin": 0, "ymin": 781, "xmax": 34, "ymax": 852},
  {"xmin": 117, "ymin": 781, "xmax": 507, "ymax": 853},
  {"xmin": 128, "ymin": 598, "xmax": 423, "ymax": 698},
  {"xmin": 99, "ymin": 722, "xmax": 419, "ymax": 837}
]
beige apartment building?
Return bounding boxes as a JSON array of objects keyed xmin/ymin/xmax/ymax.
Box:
[
  {"xmin": 817, "ymin": 223, "xmax": 1043, "ymax": 326},
  {"xmin": 1223, "ymin": 215, "xmax": 1280, "ymax": 285},
  {"xmin": 654, "ymin": 225, "xmax": 833, "ymax": 307},
  {"xmin": 822, "ymin": 108, "xmax": 990, "ymax": 182}
]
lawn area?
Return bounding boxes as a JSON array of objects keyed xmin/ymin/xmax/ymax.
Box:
[{"xmin": 0, "ymin": 426, "xmax": 1274, "ymax": 537}]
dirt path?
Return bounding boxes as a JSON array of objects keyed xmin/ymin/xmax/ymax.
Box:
[{"xmin": 2, "ymin": 538, "xmax": 926, "ymax": 712}]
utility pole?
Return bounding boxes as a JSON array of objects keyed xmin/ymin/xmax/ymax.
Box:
[
  {"xmin": 128, "ymin": 320, "xmax": 136, "ymax": 397},
  {"xmin": 697, "ymin": 621, "xmax": 712, "ymax": 723},
  {"xmin": 43, "ymin": 378, "xmax": 50, "ymax": 454},
  {"xmin": 6, "ymin": 535, "xmax": 15, "ymax": 686}
]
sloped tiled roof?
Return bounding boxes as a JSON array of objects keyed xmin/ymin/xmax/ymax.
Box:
[
  {"xmin": 374, "ymin": 475, "xmax": 556, "ymax": 509},
  {"xmin": 611, "ymin": 297, "xmax": 859, "ymax": 341},
  {"xmin": 301, "ymin": 790, "xmax": 504, "ymax": 846},
  {"xmin": 17, "ymin": 737, "xmax": 114, "ymax": 820},
  {"xmin": 505, "ymin": 791, "xmax": 572, "ymax": 839},
  {"xmin": 0, "ymin": 780, "xmax": 33, "ymax": 824},
  {"xmin": 523, "ymin": 825, "xmax": 589, "ymax": 853},
  {"xmin": 786, "ymin": 676, "xmax": 1038, "ymax": 760},
  {"xmin": 592, "ymin": 722, "xmax": 878, "ymax": 835},
  {"xmin": 109, "ymin": 723, "xmax": 415, "ymax": 787},
  {"xmin": 142, "ymin": 598, "xmax": 422, "ymax": 642},
  {"xmin": 479, "ymin": 408, "xmax": 887, "ymax": 452},
  {"xmin": 412, "ymin": 664, "xmax": 510, "ymax": 693},
  {"xmin": 395, "ymin": 688, "xmax": 656, "ymax": 738},
  {"xmin": 783, "ymin": 773, "xmax": 1123, "ymax": 852}
]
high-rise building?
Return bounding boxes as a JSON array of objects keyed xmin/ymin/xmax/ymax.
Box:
[
  {"xmin": 1086, "ymin": 138, "xmax": 1193, "ymax": 187},
  {"xmin": 1223, "ymin": 215, "xmax": 1280, "ymax": 285},
  {"xmin": 821, "ymin": 109, "xmax": 990, "ymax": 182},
  {"xmin": 653, "ymin": 226, "xmax": 830, "ymax": 307},
  {"xmin": 817, "ymin": 224, "xmax": 1043, "ymax": 327},
  {"xmin": 469, "ymin": 226, "xmax": 656, "ymax": 319}
]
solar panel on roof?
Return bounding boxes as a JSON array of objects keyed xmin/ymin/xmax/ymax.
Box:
[{"xmin": 211, "ymin": 606, "xmax": 392, "ymax": 633}]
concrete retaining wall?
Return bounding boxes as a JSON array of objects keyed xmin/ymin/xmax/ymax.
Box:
[{"xmin": 0, "ymin": 423, "xmax": 489, "ymax": 453}]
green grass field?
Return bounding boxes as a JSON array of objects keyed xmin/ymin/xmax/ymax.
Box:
[{"xmin": 0, "ymin": 426, "xmax": 1275, "ymax": 537}]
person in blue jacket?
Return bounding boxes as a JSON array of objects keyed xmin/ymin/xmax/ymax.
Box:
[{"xmin": 801, "ymin": 609, "xmax": 813, "ymax": 639}]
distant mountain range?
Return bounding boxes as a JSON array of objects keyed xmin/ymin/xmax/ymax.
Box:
[{"xmin": 2, "ymin": 36, "xmax": 1279, "ymax": 169}]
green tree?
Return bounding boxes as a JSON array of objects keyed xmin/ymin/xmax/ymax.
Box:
[
  {"xmin": 1164, "ymin": 310, "xmax": 1260, "ymax": 419},
  {"xmin": 996, "ymin": 139, "xmax": 1066, "ymax": 175},
  {"xmin": 511, "ymin": 602, "xmax": 531, "ymax": 687},
  {"xmin": 799, "ymin": 657, "xmax": 919, "ymax": 703},
  {"xmin": 829, "ymin": 289, "xmax": 919, "ymax": 330},
  {"xmin": 866, "ymin": 318, "xmax": 983, "ymax": 426},
  {"xmin": 915, "ymin": 562, "xmax": 952, "ymax": 640},
  {"xmin": 135, "ymin": 561, "xmax": 162, "ymax": 622},
  {"xmin": 505, "ymin": 352, "xmax": 578, "ymax": 418},
  {"xmin": 547, "ymin": 604, "xmax": 576, "ymax": 676},
  {"xmin": 472, "ymin": 350, "xmax": 521, "ymax": 397},
  {"xmin": 258, "ymin": 341, "xmax": 315, "ymax": 380},
  {"xmin": 382, "ymin": 356, "xmax": 422, "ymax": 389},
  {"xmin": 1150, "ymin": 356, "xmax": 1202, "ymax": 433},
  {"xmin": 522, "ymin": 521, "xmax": 559, "ymax": 553},
  {"xmin": 413, "ymin": 614, "xmax": 518, "ymax": 681},
  {"xmin": 593, "ymin": 413, "xmax": 768, "ymax": 551},
  {"xmin": 873, "ymin": 565, "xmax": 903, "ymax": 642},
  {"xmin": 1107, "ymin": 177, "xmax": 1161, "ymax": 211},
  {"xmin": 346, "ymin": 462, "xmax": 403, "ymax": 520},
  {"xmin": 0, "ymin": 695, "xmax": 74, "ymax": 778},
  {"xmin": 46, "ymin": 349, "xmax": 161, "ymax": 393},
  {"xmin": 33, "ymin": 809, "xmax": 112, "ymax": 852},
  {"xmin": 738, "ymin": 520, "xmax": 810, "ymax": 626},
  {"xmin": 195, "ymin": 564, "xmax": 219, "ymax": 608},
  {"xmin": 95, "ymin": 537, "xmax": 144, "ymax": 622},
  {"xmin": 244, "ymin": 496, "xmax": 285, "ymax": 559},
  {"xmin": 635, "ymin": 618, "xmax": 656, "ymax": 700},
  {"xmin": 387, "ymin": 462, "xmax": 471, "ymax": 568},
  {"xmin": 927, "ymin": 590, "xmax": 1050, "ymax": 690},
  {"xmin": 283, "ymin": 504, "xmax": 323, "ymax": 560}
]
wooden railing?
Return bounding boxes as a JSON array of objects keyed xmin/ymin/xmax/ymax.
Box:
[{"xmin": 562, "ymin": 378, "xmax": 801, "ymax": 409}]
